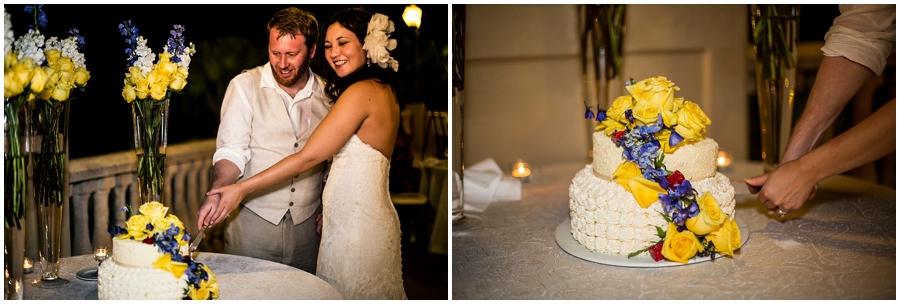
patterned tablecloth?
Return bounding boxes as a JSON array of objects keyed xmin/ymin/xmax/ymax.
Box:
[
  {"xmin": 22, "ymin": 252, "xmax": 342, "ymax": 300},
  {"xmin": 452, "ymin": 161, "xmax": 895, "ymax": 299}
]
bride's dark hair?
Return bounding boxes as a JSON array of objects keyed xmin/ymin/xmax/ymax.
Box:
[{"xmin": 321, "ymin": 7, "xmax": 404, "ymax": 105}]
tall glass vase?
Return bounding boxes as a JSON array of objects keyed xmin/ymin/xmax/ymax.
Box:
[
  {"xmin": 31, "ymin": 100, "xmax": 70, "ymax": 288},
  {"xmin": 580, "ymin": 4, "xmax": 626, "ymax": 128},
  {"xmin": 751, "ymin": 4, "xmax": 800, "ymax": 173},
  {"xmin": 131, "ymin": 98, "xmax": 169, "ymax": 208},
  {"xmin": 4, "ymin": 97, "xmax": 30, "ymax": 299}
]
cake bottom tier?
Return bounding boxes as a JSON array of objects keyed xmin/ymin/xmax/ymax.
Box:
[
  {"xmin": 568, "ymin": 165, "xmax": 736, "ymax": 256},
  {"xmin": 97, "ymin": 258, "xmax": 187, "ymax": 300}
]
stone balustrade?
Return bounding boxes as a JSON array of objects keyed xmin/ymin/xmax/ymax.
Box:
[{"xmin": 23, "ymin": 139, "xmax": 216, "ymax": 258}]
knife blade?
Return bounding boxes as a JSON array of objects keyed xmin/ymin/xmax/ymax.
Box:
[{"xmin": 189, "ymin": 226, "xmax": 206, "ymax": 253}]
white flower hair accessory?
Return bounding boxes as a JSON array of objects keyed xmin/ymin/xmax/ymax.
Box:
[{"xmin": 362, "ymin": 13, "xmax": 399, "ymax": 72}]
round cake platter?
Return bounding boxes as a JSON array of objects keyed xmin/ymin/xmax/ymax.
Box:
[
  {"xmin": 555, "ymin": 218, "xmax": 749, "ymax": 267},
  {"xmin": 75, "ymin": 268, "xmax": 98, "ymax": 281}
]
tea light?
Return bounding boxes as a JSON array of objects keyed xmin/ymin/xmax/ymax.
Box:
[
  {"xmin": 511, "ymin": 159, "xmax": 532, "ymax": 181},
  {"xmin": 716, "ymin": 151, "xmax": 733, "ymax": 168},
  {"xmin": 23, "ymin": 257, "xmax": 33, "ymax": 274},
  {"xmin": 94, "ymin": 247, "xmax": 108, "ymax": 262}
]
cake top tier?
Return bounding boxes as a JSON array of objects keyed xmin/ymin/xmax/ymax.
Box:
[{"xmin": 592, "ymin": 76, "xmax": 711, "ymax": 146}]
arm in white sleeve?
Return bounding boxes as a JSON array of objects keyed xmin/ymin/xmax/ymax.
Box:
[
  {"xmin": 821, "ymin": 4, "xmax": 896, "ymax": 75},
  {"xmin": 212, "ymin": 77, "xmax": 254, "ymax": 178}
]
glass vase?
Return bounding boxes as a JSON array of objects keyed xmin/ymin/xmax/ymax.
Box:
[
  {"xmin": 751, "ymin": 4, "xmax": 800, "ymax": 173},
  {"xmin": 131, "ymin": 98, "xmax": 169, "ymax": 207},
  {"xmin": 580, "ymin": 4, "xmax": 626, "ymax": 125},
  {"xmin": 31, "ymin": 100, "xmax": 70, "ymax": 288},
  {"xmin": 4, "ymin": 97, "xmax": 30, "ymax": 299}
]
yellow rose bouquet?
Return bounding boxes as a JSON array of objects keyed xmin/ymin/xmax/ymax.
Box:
[
  {"xmin": 109, "ymin": 202, "xmax": 218, "ymax": 300},
  {"xmin": 4, "ymin": 5, "xmax": 90, "ymax": 229},
  {"xmin": 585, "ymin": 76, "xmax": 739, "ymax": 263},
  {"xmin": 118, "ymin": 19, "xmax": 196, "ymax": 213}
]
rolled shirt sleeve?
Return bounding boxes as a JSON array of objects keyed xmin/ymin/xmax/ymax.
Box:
[
  {"xmin": 821, "ymin": 4, "xmax": 896, "ymax": 75},
  {"xmin": 213, "ymin": 77, "xmax": 254, "ymax": 177}
]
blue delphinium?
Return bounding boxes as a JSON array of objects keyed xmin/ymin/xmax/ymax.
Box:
[
  {"xmin": 68, "ymin": 28, "xmax": 84, "ymax": 49},
  {"xmin": 24, "ymin": 5, "xmax": 47, "ymax": 30},
  {"xmin": 596, "ymin": 109, "xmax": 606, "ymax": 122},
  {"xmin": 107, "ymin": 223, "xmax": 126, "ymax": 236},
  {"xmin": 118, "ymin": 19, "xmax": 139, "ymax": 65},
  {"xmin": 166, "ymin": 24, "xmax": 186, "ymax": 62},
  {"xmin": 668, "ymin": 128, "xmax": 684, "ymax": 147},
  {"xmin": 185, "ymin": 261, "xmax": 210, "ymax": 289},
  {"xmin": 155, "ymin": 224, "xmax": 185, "ymax": 262}
]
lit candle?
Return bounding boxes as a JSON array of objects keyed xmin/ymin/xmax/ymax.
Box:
[
  {"xmin": 23, "ymin": 257, "xmax": 33, "ymax": 274},
  {"xmin": 511, "ymin": 159, "xmax": 532, "ymax": 181},
  {"xmin": 716, "ymin": 151, "xmax": 732, "ymax": 168},
  {"xmin": 94, "ymin": 247, "xmax": 108, "ymax": 263}
]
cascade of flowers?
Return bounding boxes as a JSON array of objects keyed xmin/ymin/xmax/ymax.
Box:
[
  {"xmin": 584, "ymin": 76, "xmax": 741, "ymax": 263},
  {"xmin": 4, "ymin": 5, "xmax": 90, "ymax": 227},
  {"xmin": 118, "ymin": 19, "xmax": 195, "ymax": 215},
  {"xmin": 108, "ymin": 202, "xmax": 218, "ymax": 300}
]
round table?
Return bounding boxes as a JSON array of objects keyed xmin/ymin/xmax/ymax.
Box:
[{"xmin": 23, "ymin": 252, "xmax": 342, "ymax": 300}]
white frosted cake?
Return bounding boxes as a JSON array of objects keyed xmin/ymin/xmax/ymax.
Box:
[
  {"xmin": 99, "ymin": 202, "xmax": 218, "ymax": 300},
  {"xmin": 569, "ymin": 76, "xmax": 739, "ymax": 262},
  {"xmin": 98, "ymin": 238, "xmax": 189, "ymax": 300},
  {"xmin": 569, "ymin": 135, "xmax": 736, "ymax": 256}
]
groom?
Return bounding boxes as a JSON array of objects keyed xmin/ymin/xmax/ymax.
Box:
[{"xmin": 198, "ymin": 7, "xmax": 331, "ymax": 274}]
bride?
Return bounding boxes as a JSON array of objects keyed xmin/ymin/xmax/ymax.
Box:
[{"xmin": 206, "ymin": 8, "xmax": 406, "ymax": 300}]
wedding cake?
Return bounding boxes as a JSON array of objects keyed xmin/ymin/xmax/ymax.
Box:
[
  {"xmin": 98, "ymin": 202, "xmax": 218, "ymax": 300},
  {"xmin": 569, "ymin": 76, "xmax": 740, "ymax": 263}
]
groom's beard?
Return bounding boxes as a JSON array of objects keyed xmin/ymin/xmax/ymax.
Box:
[{"xmin": 271, "ymin": 59, "xmax": 310, "ymax": 87}]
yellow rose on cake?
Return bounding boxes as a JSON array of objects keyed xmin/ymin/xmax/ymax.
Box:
[
  {"xmin": 685, "ymin": 192, "xmax": 726, "ymax": 235},
  {"xmin": 123, "ymin": 214, "xmax": 152, "ymax": 240},
  {"xmin": 596, "ymin": 95, "xmax": 634, "ymax": 135},
  {"xmin": 673, "ymin": 100, "xmax": 711, "ymax": 142},
  {"xmin": 139, "ymin": 201, "xmax": 169, "ymax": 219},
  {"xmin": 626, "ymin": 76, "xmax": 680, "ymax": 127},
  {"xmin": 661, "ymin": 222, "xmax": 704, "ymax": 264},
  {"xmin": 706, "ymin": 218, "xmax": 741, "ymax": 257}
]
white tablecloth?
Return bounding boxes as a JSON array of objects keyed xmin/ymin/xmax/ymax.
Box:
[
  {"xmin": 453, "ymin": 161, "xmax": 895, "ymax": 299},
  {"xmin": 23, "ymin": 252, "xmax": 342, "ymax": 300}
]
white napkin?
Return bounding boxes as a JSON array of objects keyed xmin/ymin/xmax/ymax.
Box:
[{"xmin": 463, "ymin": 158, "xmax": 522, "ymax": 213}]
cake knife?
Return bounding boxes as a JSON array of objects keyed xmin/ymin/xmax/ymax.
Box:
[{"xmin": 189, "ymin": 226, "xmax": 206, "ymax": 253}]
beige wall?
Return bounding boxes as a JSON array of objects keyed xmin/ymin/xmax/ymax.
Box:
[
  {"xmin": 463, "ymin": 5, "xmax": 588, "ymax": 171},
  {"xmin": 462, "ymin": 4, "xmax": 749, "ymax": 170}
]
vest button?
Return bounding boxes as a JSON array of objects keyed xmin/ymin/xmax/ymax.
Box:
[
  {"xmin": 294, "ymin": 143, "xmax": 299, "ymax": 148},
  {"xmin": 291, "ymin": 188, "xmax": 296, "ymax": 192},
  {"xmin": 289, "ymin": 202, "xmax": 294, "ymax": 206}
]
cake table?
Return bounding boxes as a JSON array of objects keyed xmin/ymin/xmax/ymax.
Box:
[
  {"xmin": 452, "ymin": 161, "xmax": 895, "ymax": 299},
  {"xmin": 22, "ymin": 252, "xmax": 343, "ymax": 300}
]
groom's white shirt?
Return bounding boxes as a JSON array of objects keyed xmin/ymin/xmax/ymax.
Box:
[{"xmin": 213, "ymin": 63, "xmax": 332, "ymax": 225}]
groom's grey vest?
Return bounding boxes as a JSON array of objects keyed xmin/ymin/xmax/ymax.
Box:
[{"xmin": 239, "ymin": 65, "xmax": 332, "ymax": 225}]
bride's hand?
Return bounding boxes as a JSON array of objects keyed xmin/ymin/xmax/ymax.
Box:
[{"xmin": 206, "ymin": 183, "xmax": 249, "ymax": 226}]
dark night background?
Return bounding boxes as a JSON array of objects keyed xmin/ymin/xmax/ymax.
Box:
[{"xmin": 5, "ymin": 4, "xmax": 448, "ymax": 159}]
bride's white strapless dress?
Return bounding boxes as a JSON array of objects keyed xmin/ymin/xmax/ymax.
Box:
[{"xmin": 317, "ymin": 135, "xmax": 407, "ymax": 299}]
